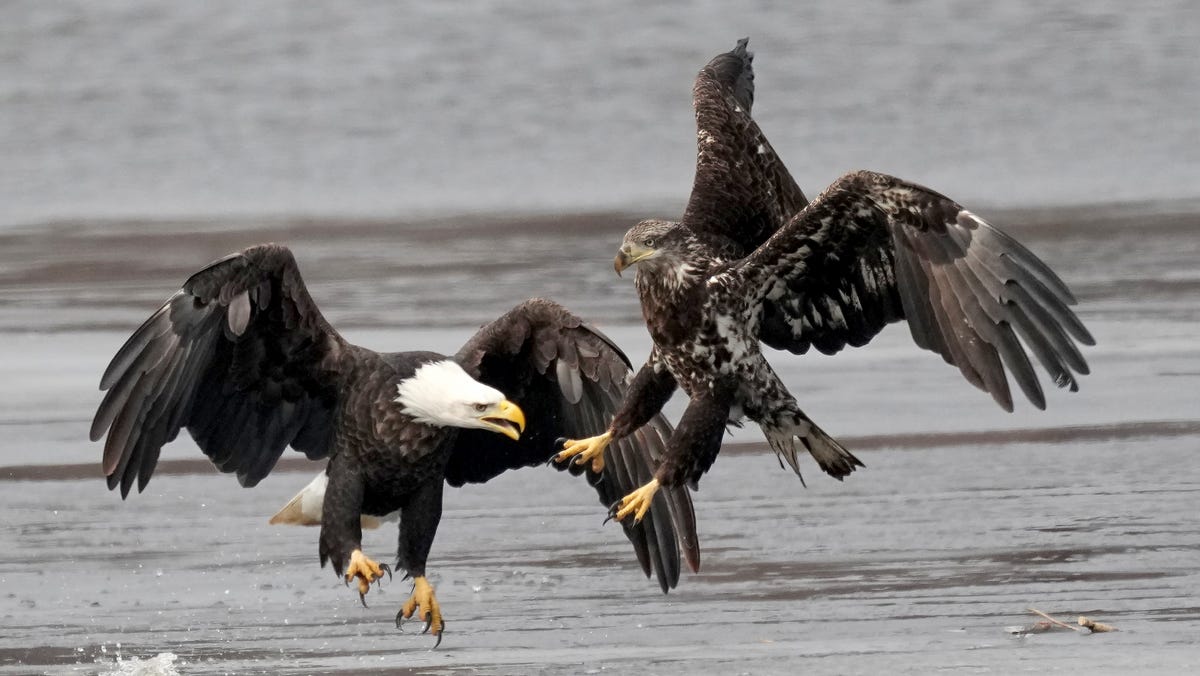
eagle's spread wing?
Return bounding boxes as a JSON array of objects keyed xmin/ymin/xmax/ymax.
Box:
[
  {"xmin": 447, "ymin": 299, "xmax": 699, "ymax": 591},
  {"xmin": 724, "ymin": 170, "xmax": 1094, "ymax": 412},
  {"xmin": 92, "ymin": 244, "xmax": 345, "ymax": 497},
  {"xmin": 681, "ymin": 38, "xmax": 808, "ymax": 255}
]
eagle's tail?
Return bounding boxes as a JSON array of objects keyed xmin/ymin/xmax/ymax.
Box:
[
  {"xmin": 268, "ymin": 471, "xmax": 392, "ymax": 529},
  {"xmin": 764, "ymin": 415, "xmax": 864, "ymax": 484}
]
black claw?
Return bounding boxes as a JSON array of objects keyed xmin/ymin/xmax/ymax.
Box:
[
  {"xmin": 378, "ymin": 563, "xmax": 393, "ymax": 585},
  {"xmin": 421, "ymin": 616, "xmax": 432, "ymax": 635},
  {"xmin": 548, "ymin": 438, "xmax": 569, "ymax": 465},
  {"xmin": 431, "ymin": 624, "xmax": 444, "ymax": 649},
  {"xmin": 603, "ymin": 499, "xmax": 621, "ymax": 525},
  {"xmin": 359, "ymin": 591, "xmax": 368, "ymax": 608},
  {"xmin": 395, "ymin": 610, "xmax": 406, "ymax": 632}
]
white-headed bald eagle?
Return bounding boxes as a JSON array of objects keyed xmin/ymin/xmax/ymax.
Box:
[
  {"xmin": 555, "ymin": 39, "xmax": 1094, "ymax": 522},
  {"xmin": 91, "ymin": 244, "xmax": 698, "ymax": 645}
]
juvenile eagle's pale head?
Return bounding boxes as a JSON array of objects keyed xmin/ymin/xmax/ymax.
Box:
[
  {"xmin": 613, "ymin": 219, "xmax": 679, "ymax": 275},
  {"xmin": 394, "ymin": 361, "xmax": 525, "ymax": 439},
  {"xmin": 614, "ymin": 219, "xmax": 710, "ymax": 290}
]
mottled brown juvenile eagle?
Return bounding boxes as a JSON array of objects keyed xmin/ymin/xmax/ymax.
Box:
[
  {"xmin": 91, "ymin": 244, "xmax": 698, "ymax": 646},
  {"xmin": 554, "ymin": 39, "xmax": 1094, "ymax": 521}
]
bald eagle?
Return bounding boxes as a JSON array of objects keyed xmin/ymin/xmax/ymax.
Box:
[
  {"xmin": 554, "ymin": 39, "xmax": 1094, "ymax": 521},
  {"xmin": 91, "ymin": 244, "xmax": 698, "ymax": 645}
]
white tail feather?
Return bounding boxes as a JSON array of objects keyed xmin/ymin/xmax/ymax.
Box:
[{"xmin": 268, "ymin": 471, "xmax": 395, "ymax": 530}]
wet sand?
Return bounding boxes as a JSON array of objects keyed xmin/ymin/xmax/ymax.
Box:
[{"xmin": 1, "ymin": 205, "xmax": 1198, "ymax": 674}]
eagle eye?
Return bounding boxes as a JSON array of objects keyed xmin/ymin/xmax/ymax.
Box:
[
  {"xmin": 473, "ymin": 403, "xmax": 489, "ymax": 413},
  {"xmin": 645, "ymin": 238, "xmax": 656, "ymax": 247}
]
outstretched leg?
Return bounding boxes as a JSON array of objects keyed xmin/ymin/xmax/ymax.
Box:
[
  {"xmin": 555, "ymin": 353, "xmax": 677, "ymax": 472},
  {"xmin": 318, "ymin": 460, "xmax": 391, "ymax": 605},
  {"xmin": 611, "ymin": 385, "xmax": 732, "ymax": 523},
  {"xmin": 394, "ymin": 478, "xmax": 446, "ymax": 646}
]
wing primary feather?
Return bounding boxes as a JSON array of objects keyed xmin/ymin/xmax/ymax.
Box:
[
  {"xmin": 1001, "ymin": 299, "xmax": 1075, "ymax": 397},
  {"xmin": 1002, "ymin": 281, "xmax": 1090, "ymax": 376},
  {"xmin": 994, "ymin": 254, "xmax": 1095, "ymax": 346},
  {"xmin": 971, "ymin": 218, "xmax": 1078, "ymax": 304},
  {"xmin": 99, "ymin": 293, "xmax": 181, "ymax": 391}
]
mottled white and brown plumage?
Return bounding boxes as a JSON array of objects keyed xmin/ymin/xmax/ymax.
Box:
[
  {"xmin": 91, "ymin": 243, "xmax": 698, "ymax": 643},
  {"xmin": 559, "ymin": 39, "xmax": 1094, "ymax": 519}
]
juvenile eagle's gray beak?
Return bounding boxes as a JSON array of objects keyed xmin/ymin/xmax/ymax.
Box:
[
  {"xmin": 614, "ymin": 243, "xmax": 655, "ymax": 276},
  {"xmin": 480, "ymin": 399, "xmax": 526, "ymax": 441}
]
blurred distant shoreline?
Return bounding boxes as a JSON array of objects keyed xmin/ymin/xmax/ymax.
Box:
[
  {"xmin": 4, "ymin": 196, "xmax": 1199, "ymax": 243},
  {"xmin": 1, "ymin": 199, "xmax": 1196, "ymax": 334}
]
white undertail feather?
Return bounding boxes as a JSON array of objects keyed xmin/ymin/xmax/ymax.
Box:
[
  {"xmin": 394, "ymin": 360, "xmax": 504, "ymax": 428},
  {"xmin": 268, "ymin": 472, "xmax": 395, "ymax": 529}
]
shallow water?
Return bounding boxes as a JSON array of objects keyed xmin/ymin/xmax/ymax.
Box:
[{"xmin": 1, "ymin": 205, "xmax": 1199, "ymax": 673}]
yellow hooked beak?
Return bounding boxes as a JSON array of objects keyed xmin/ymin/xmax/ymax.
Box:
[
  {"xmin": 613, "ymin": 243, "xmax": 656, "ymax": 276},
  {"xmin": 480, "ymin": 399, "xmax": 526, "ymax": 441}
]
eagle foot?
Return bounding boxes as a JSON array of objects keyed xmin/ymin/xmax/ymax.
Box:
[
  {"xmin": 395, "ymin": 576, "xmax": 444, "ymax": 648},
  {"xmin": 607, "ymin": 478, "xmax": 661, "ymax": 524},
  {"xmin": 344, "ymin": 549, "xmax": 392, "ymax": 606},
  {"xmin": 552, "ymin": 432, "xmax": 611, "ymax": 473}
]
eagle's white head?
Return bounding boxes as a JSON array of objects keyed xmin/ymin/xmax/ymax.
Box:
[{"xmin": 394, "ymin": 360, "xmax": 525, "ymax": 440}]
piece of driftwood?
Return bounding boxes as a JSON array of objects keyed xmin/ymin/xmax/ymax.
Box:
[
  {"xmin": 1078, "ymin": 616, "xmax": 1118, "ymax": 633},
  {"xmin": 1013, "ymin": 608, "xmax": 1117, "ymax": 635},
  {"xmin": 1028, "ymin": 607, "xmax": 1083, "ymax": 632}
]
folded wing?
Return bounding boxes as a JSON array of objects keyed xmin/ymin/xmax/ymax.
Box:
[
  {"xmin": 91, "ymin": 244, "xmax": 346, "ymax": 497},
  {"xmin": 725, "ymin": 170, "xmax": 1094, "ymax": 411},
  {"xmin": 447, "ymin": 299, "xmax": 700, "ymax": 591}
]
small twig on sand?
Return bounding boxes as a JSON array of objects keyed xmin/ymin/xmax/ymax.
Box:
[
  {"xmin": 1027, "ymin": 607, "xmax": 1083, "ymax": 632},
  {"xmin": 1078, "ymin": 616, "xmax": 1118, "ymax": 633}
]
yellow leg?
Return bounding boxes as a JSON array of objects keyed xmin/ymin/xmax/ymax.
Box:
[
  {"xmin": 396, "ymin": 576, "xmax": 444, "ymax": 644},
  {"xmin": 611, "ymin": 478, "xmax": 661, "ymax": 524},
  {"xmin": 344, "ymin": 549, "xmax": 391, "ymax": 604},
  {"xmin": 553, "ymin": 432, "xmax": 612, "ymax": 473}
]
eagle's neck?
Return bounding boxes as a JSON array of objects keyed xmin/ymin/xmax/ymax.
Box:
[{"xmin": 634, "ymin": 254, "xmax": 710, "ymax": 347}]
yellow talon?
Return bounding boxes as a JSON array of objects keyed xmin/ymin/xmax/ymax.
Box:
[
  {"xmin": 612, "ymin": 478, "xmax": 661, "ymax": 524},
  {"xmin": 398, "ymin": 576, "xmax": 444, "ymax": 640},
  {"xmin": 554, "ymin": 432, "xmax": 612, "ymax": 473},
  {"xmin": 344, "ymin": 549, "xmax": 390, "ymax": 599}
]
